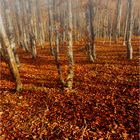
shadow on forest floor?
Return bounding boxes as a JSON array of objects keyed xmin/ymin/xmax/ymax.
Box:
[{"xmin": 0, "ymin": 42, "xmax": 139, "ymax": 139}]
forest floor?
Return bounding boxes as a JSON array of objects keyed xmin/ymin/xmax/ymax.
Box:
[{"xmin": 0, "ymin": 38, "xmax": 139, "ymax": 139}]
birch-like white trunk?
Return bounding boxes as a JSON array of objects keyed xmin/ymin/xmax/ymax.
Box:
[
  {"xmin": 67, "ymin": 0, "xmax": 74, "ymax": 89},
  {"xmin": 0, "ymin": 13, "xmax": 22, "ymax": 91},
  {"xmin": 125, "ymin": 0, "xmax": 133, "ymax": 60},
  {"xmin": 113, "ymin": 0, "xmax": 122, "ymax": 41}
]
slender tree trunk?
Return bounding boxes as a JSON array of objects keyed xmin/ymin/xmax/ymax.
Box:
[
  {"xmin": 52, "ymin": 0, "xmax": 64, "ymax": 85},
  {"xmin": 30, "ymin": 33, "xmax": 36, "ymax": 59},
  {"xmin": 48, "ymin": 0, "xmax": 54, "ymax": 55},
  {"xmin": 123, "ymin": 1, "xmax": 129, "ymax": 45},
  {"xmin": 113, "ymin": 0, "xmax": 122, "ymax": 42},
  {"xmin": 35, "ymin": 0, "xmax": 44, "ymax": 48},
  {"xmin": 55, "ymin": 31, "xmax": 64, "ymax": 85},
  {"xmin": 27, "ymin": 0, "xmax": 37, "ymax": 59},
  {"xmin": 20, "ymin": 0, "xmax": 29, "ymax": 52},
  {"xmin": 86, "ymin": 6, "xmax": 94, "ymax": 62},
  {"xmin": 66, "ymin": 0, "xmax": 74, "ymax": 89},
  {"xmin": 125, "ymin": 0, "xmax": 133, "ymax": 60},
  {"xmin": 0, "ymin": 13, "xmax": 22, "ymax": 91},
  {"xmin": 86, "ymin": 0, "xmax": 96, "ymax": 62},
  {"xmin": 2, "ymin": 0, "xmax": 20, "ymax": 66},
  {"xmin": 89, "ymin": 0, "xmax": 96, "ymax": 60}
]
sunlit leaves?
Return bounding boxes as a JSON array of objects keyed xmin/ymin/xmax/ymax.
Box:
[{"xmin": 0, "ymin": 40, "xmax": 139, "ymax": 139}]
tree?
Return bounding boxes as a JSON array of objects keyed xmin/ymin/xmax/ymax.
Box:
[
  {"xmin": 113, "ymin": 0, "xmax": 122, "ymax": 41},
  {"xmin": 0, "ymin": 10, "xmax": 22, "ymax": 91},
  {"xmin": 66, "ymin": 0, "xmax": 74, "ymax": 89},
  {"xmin": 27, "ymin": 0, "xmax": 37, "ymax": 59},
  {"xmin": 48, "ymin": 0, "xmax": 54, "ymax": 55},
  {"xmin": 52, "ymin": 0, "xmax": 65, "ymax": 85},
  {"xmin": 125, "ymin": 0, "xmax": 133, "ymax": 60},
  {"xmin": 85, "ymin": 0, "xmax": 96, "ymax": 62},
  {"xmin": 2, "ymin": 0, "xmax": 20, "ymax": 66},
  {"xmin": 35, "ymin": 0, "xmax": 45, "ymax": 47},
  {"xmin": 20, "ymin": 0, "xmax": 30, "ymax": 52}
]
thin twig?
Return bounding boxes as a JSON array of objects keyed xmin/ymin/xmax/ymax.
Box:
[{"xmin": 80, "ymin": 119, "xmax": 87, "ymax": 140}]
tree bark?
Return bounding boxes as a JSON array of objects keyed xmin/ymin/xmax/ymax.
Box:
[
  {"xmin": 48, "ymin": 0, "xmax": 54, "ymax": 55},
  {"xmin": 52, "ymin": 0, "xmax": 64, "ymax": 85},
  {"xmin": 86, "ymin": 0, "xmax": 96, "ymax": 62},
  {"xmin": 28, "ymin": 0, "xmax": 37, "ymax": 59},
  {"xmin": 55, "ymin": 31, "xmax": 64, "ymax": 85},
  {"xmin": 66, "ymin": 0, "xmax": 74, "ymax": 89},
  {"xmin": 123, "ymin": 1, "xmax": 129, "ymax": 45},
  {"xmin": 0, "ymin": 13, "xmax": 22, "ymax": 91},
  {"xmin": 113, "ymin": 0, "xmax": 122, "ymax": 42},
  {"xmin": 2, "ymin": 0, "xmax": 20, "ymax": 66},
  {"xmin": 125, "ymin": 0, "xmax": 133, "ymax": 60}
]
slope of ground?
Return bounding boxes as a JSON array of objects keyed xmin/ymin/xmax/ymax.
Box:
[{"xmin": 0, "ymin": 39, "xmax": 139, "ymax": 139}]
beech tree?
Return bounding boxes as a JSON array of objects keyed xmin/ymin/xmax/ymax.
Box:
[
  {"xmin": 53, "ymin": 0, "xmax": 64, "ymax": 85},
  {"xmin": 113, "ymin": 0, "xmax": 122, "ymax": 41},
  {"xmin": 0, "ymin": 10, "xmax": 22, "ymax": 91},
  {"xmin": 48, "ymin": 0, "xmax": 54, "ymax": 55},
  {"xmin": 125, "ymin": 0, "xmax": 133, "ymax": 60},
  {"xmin": 2, "ymin": 0, "xmax": 20, "ymax": 66},
  {"xmin": 85, "ymin": 0, "xmax": 96, "ymax": 62},
  {"xmin": 27, "ymin": 0, "xmax": 37, "ymax": 59},
  {"xmin": 66, "ymin": 0, "xmax": 74, "ymax": 89}
]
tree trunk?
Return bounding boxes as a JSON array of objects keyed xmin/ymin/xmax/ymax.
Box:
[
  {"xmin": 113, "ymin": 0, "xmax": 122, "ymax": 42},
  {"xmin": 0, "ymin": 13, "xmax": 22, "ymax": 91},
  {"xmin": 30, "ymin": 33, "xmax": 37, "ymax": 59},
  {"xmin": 48, "ymin": 0, "xmax": 54, "ymax": 56},
  {"xmin": 86, "ymin": 0, "xmax": 96, "ymax": 62},
  {"xmin": 123, "ymin": 1, "xmax": 129, "ymax": 45},
  {"xmin": 52, "ymin": 0, "xmax": 64, "ymax": 85},
  {"xmin": 125, "ymin": 0, "xmax": 133, "ymax": 60},
  {"xmin": 55, "ymin": 32, "xmax": 64, "ymax": 85},
  {"xmin": 35, "ymin": 0, "xmax": 44, "ymax": 48},
  {"xmin": 2, "ymin": 0, "xmax": 20, "ymax": 66},
  {"xmin": 66, "ymin": 0, "xmax": 74, "ymax": 89},
  {"xmin": 20, "ymin": 0, "xmax": 29, "ymax": 52},
  {"xmin": 27, "ymin": 0, "xmax": 37, "ymax": 59}
]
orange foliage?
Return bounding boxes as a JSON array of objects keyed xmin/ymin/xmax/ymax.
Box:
[{"xmin": 0, "ymin": 38, "xmax": 139, "ymax": 139}]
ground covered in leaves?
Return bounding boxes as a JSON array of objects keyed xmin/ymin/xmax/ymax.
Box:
[{"xmin": 0, "ymin": 38, "xmax": 139, "ymax": 139}]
